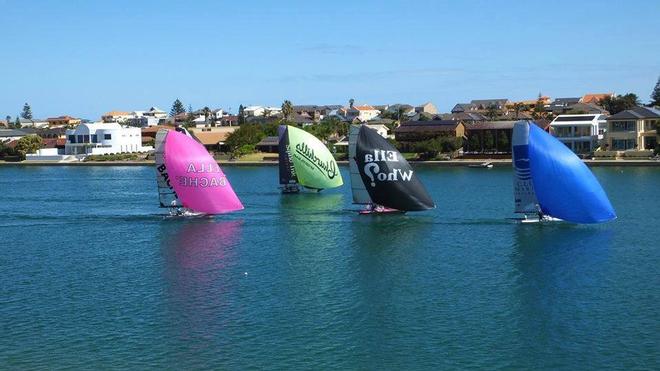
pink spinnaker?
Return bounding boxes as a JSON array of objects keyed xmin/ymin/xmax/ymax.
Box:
[{"xmin": 164, "ymin": 131, "xmax": 244, "ymax": 214}]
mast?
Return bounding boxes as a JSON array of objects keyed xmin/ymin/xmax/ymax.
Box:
[
  {"xmin": 278, "ymin": 125, "xmax": 298, "ymax": 187},
  {"xmin": 349, "ymin": 125, "xmax": 372, "ymax": 204},
  {"xmin": 512, "ymin": 121, "xmax": 540, "ymax": 214},
  {"xmin": 154, "ymin": 129, "xmax": 182, "ymax": 208}
]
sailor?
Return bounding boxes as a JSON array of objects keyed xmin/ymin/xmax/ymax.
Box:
[{"xmin": 535, "ymin": 204, "xmax": 544, "ymax": 221}]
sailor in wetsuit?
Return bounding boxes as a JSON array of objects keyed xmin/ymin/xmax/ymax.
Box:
[{"xmin": 174, "ymin": 125, "xmax": 191, "ymax": 137}]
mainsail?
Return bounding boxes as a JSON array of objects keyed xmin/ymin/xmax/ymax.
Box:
[
  {"xmin": 512, "ymin": 122, "xmax": 540, "ymax": 214},
  {"xmin": 350, "ymin": 125, "xmax": 435, "ymax": 211},
  {"xmin": 349, "ymin": 125, "xmax": 372, "ymax": 204},
  {"xmin": 160, "ymin": 130, "xmax": 243, "ymax": 214},
  {"xmin": 512, "ymin": 121, "xmax": 616, "ymax": 223},
  {"xmin": 278, "ymin": 125, "xmax": 343, "ymax": 190},
  {"xmin": 155, "ymin": 129, "xmax": 182, "ymax": 208},
  {"xmin": 278, "ymin": 125, "xmax": 298, "ymax": 187}
]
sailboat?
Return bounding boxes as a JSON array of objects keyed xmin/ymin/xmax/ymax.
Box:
[
  {"xmin": 154, "ymin": 128, "xmax": 244, "ymax": 216},
  {"xmin": 277, "ymin": 125, "xmax": 343, "ymax": 193},
  {"xmin": 512, "ymin": 121, "xmax": 616, "ymax": 223},
  {"xmin": 349, "ymin": 124, "xmax": 435, "ymax": 214}
]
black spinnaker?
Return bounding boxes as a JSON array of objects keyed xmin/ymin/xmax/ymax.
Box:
[{"xmin": 354, "ymin": 125, "xmax": 435, "ymax": 211}]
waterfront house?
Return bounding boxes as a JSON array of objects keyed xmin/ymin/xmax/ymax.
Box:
[
  {"xmin": 101, "ymin": 111, "xmax": 133, "ymax": 123},
  {"xmin": 581, "ymin": 93, "xmax": 614, "ymax": 105},
  {"xmin": 363, "ymin": 124, "xmax": 389, "ymax": 138},
  {"xmin": 143, "ymin": 107, "xmax": 168, "ymax": 119},
  {"xmin": 220, "ymin": 115, "xmax": 238, "ymax": 126},
  {"xmin": 0, "ymin": 129, "xmax": 30, "ymax": 143},
  {"xmin": 395, "ymin": 120, "xmax": 465, "ymax": 146},
  {"xmin": 255, "ymin": 136, "xmax": 279, "ymax": 153},
  {"xmin": 47, "ymin": 116, "xmax": 81, "ymax": 128},
  {"xmin": 546, "ymin": 97, "xmax": 581, "ymax": 114},
  {"xmin": 190, "ymin": 127, "xmax": 237, "ymax": 153},
  {"xmin": 65, "ymin": 122, "xmax": 152, "ymax": 155},
  {"xmin": 346, "ymin": 105, "xmax": 380, "ymax": 122},
  {"xmin": 37, "ymin": 127, "xmax": 68, "ymax": 139},
  {"xmin": 550, "ymin": 114, "xmax": 607, "ymax": 154},
  {"xmin": 605, "ymin": 106, "xmax": 660, "ymax": 151},
  {"xmin": 463, "ymin": 121, "xmax": 517, "ymax": 154},
  {"xmin": 415, "ymin": 102, "xmax": 439, "ymax": 114},
  {"xmin": 126, "ymin": 115, "xmax": 160, "ymax": 128},
  {"xmin": 18, "ymin": 118, "xmax": 49, "ymax": 128},
  {"xmin": 244, "ymin": 106, "xmax": 265, "ymax": 117}
]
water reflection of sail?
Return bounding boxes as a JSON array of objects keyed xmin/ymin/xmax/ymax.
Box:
[
  {"xmin": 160, "ymin": 219, "xmax": 243, "ymax": 360},
  {"xmin": 510, "ymin": 226, "xmax": 613, "ymax": 367}
]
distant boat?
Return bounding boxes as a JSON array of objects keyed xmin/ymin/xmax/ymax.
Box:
[
  {"xmin": 278, "ymin": 125, "xmax": 343, "ymax": 193},
  {"xmin": 155, "ymin": 128, "xmax": 243, "ymax": 216},
  {"xmin": 512, "ymin": 121, "xmax": 615, "ymax": 223},
  {"xmin": 468, "ymin": 161, "xmax": 493, "ymax": 169},
  {"xmin": 349, "ymin": 124, "xmax": 435, "ymax": 214}
]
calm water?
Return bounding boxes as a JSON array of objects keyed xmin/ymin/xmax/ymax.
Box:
[{"xmin": 0, "ymin": 165, "xmax": 658, "ymax": 370}]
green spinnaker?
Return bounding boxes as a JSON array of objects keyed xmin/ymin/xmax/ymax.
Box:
[{"xmin": 286, "ymin": 125, "xmax": 343, "ymax": 189}]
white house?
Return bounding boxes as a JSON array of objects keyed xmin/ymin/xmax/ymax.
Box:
[
  {"xmin": 64, "ymin": 122, "xmax": 153, "ymax": 155},
  {"xmin": 346, "ymin": 105, "xmax": 381, "ymax": 122},
  {"xmin": 550, "ymin": 114, "xmax": 607, "ymax": 154},
  {"xmin": 125, "ymin": 116, "xmax": 160, "ymax": 128},
  {"xmin": 244, "ymin": 106, "xmax": 265, "ymax": 117},
  {"xmin": 264, "ymin": 106, "xmax": 282, "ymax": 117},
  {"xmin": 363, "ymin": 124, "xmax": 389, "ymax": 138},
  {"xmin": 18, "ymin": 118, "xmax": 49, "ymax": 128},
  {"xmin": 143, "ymin": 107, "xmax": 168, "ymax": 119}
]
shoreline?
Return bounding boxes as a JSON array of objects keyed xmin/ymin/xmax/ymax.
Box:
[{"xmin": 2, "ymin": 159, "xmax": 659, "ymax": 167}]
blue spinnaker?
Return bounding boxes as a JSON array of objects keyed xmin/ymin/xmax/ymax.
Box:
[{"xmin": 528, "ymin": 124, "xmax": 616, "ymax": 223}]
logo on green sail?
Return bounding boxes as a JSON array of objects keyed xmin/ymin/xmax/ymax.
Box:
[{"xmin": 294, "ymin": 142, "xmax": 338, "ymax": 179}]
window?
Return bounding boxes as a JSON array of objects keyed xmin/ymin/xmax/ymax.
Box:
[
  {"xmin": 83, "ymin": 135, "xmax": 89, "ymax": 143},
  {"xmin": 104, "ymin": 134, "xmax": 112, "ymax": 140},
  {"xmin": 91, "ymin": 134, "xmax": 97, "ymax": 143},
  {"xmin": 611, "ymin": 121, "xmax": 636, "ymax": 132},
  {"xmin": 77, "ymin": 135, "xmax": 83, "ymax": 143},
  {"xmin": 68, "ymin": 135, "xmax": 76, "ymax": 143},
  {"xmin": 612, "ymin": 139, "xmax": 636, "ymax": 150}
]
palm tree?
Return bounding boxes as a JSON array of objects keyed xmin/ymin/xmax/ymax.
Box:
[
  {"xmin": 512, "ymin": 102, "xmax": 525, "ymax": 119},
  {"xmin": 202, "ymin": 106, "xmax": 211, "ymax": 126},
  {"xmin": 281, "ymin": 100, "xmax": 294, "ymax": 121}
]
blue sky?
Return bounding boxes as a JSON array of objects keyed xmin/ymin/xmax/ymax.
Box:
[{"xmin": 1, "ymin": 0, "xmax": 658, "ymax": 119}]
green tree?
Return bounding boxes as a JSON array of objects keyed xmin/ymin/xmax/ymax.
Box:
[
  {"xmin": 14, "ymin": 116, "xmax": 21, "ymax": 128},
  {"xmin": 21, "ymin": 103, "xmax": 32, "ymax": 120},
  {"xmin": 238, "ymin": 104, "xmax": 246, "ymax": 125},
  {"xmin": 184, "ymin": 105, "xmax": 195, "ymax": 127},
  {"xmin": 5, "ymin": 115, "xmax": 11, "ymax": 127},
  {"xmin": 531, "ymin": 94, "xmax": 547, "ymax": 120},
  {"xmin": 650, "ymin": 76, "xmax": 660, "ymax": 106},
  {"xmin": 467, "ymin": 134, "xmax": 480, "ymax": 152},
  {"xmin": 599, "ymin": 93, "xmax": 640, "ymax": 114},
  {"xmin": 281, "ymin": 100, "xmax": 293, "ymax": 121},
  {"xmin": 497, "ymin": 132, "xmax": 510, "ymax": 152},
  {"xmin": 512, "ymin": 102, "xmax": 526, "ymax": 119},
  {"xmin": 224, "ymin": 123, "xmax": 265, "ymax": 154},
  {"xmin": 202, "ymin": 106, "xmax": 211, "ymax": 125},
  {"xmin": 349, "ymin": 98, "xmax": 355, "ymax": 108},
  {"xmin": 170, "ymin": 99, "xmax": 186, "ymax": 117},
  {"xmin": 485, "ymin": 104, "xmax": 500, "ymax": 120},
  {"xmin": 14, "ymin": 135, "xmax": 42, "ymax": 159},
  {"xmin": 483, "ymin": 130, "xmax": 495, "ymax": 151}
]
